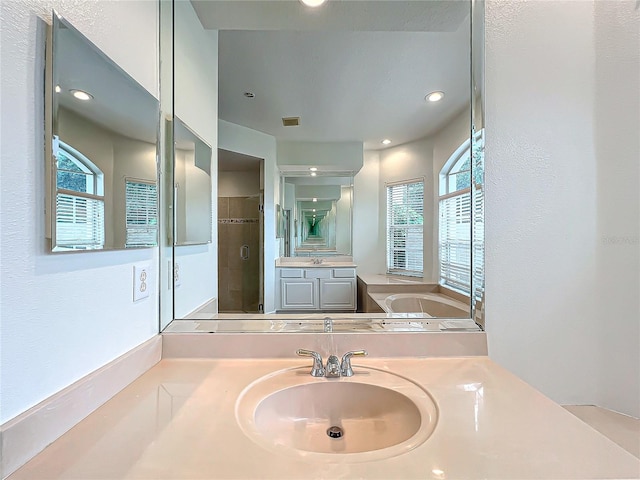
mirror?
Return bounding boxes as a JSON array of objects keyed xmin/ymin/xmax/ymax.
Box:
[
  {"xmin": 167, "ymin": 0, "xmax": 484, "ymax": 327},
  {"xmin": 174, "ymin": 117, "xmax": 213, "ymax": 246},
  {"xmin": 281, "ymin": 174, "xmax": 353, "ymax": 257},
  {"xmin": 47, "ymin": 12, "xmax": 159, "ymax": 252}
]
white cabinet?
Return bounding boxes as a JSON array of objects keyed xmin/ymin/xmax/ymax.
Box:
[
  {"xmin": 277, "ymin": 267, "xmax": 356, "ymax": 311},
  {"xmin": 280, "ymin": 279, "xmax": 318, "ymax": 310}
]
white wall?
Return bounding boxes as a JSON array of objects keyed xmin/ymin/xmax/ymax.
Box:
[
  {"xmin": 218, "ymin": 171, "xmax": 260, "ymax": 198},
  {"xmin": 335, "ymin": 186, "xmax": 353, "ymax": 254},
  {"xmin": 485, "ymin": 0, "xmax": 639, "ymax": 417},
  {"xmin": 353, "ymin": 151, "xmax": 385, "ymax": 274},
  {"xmin": 277, "ymin": 141, "xmax": 364, "ymax": 173},
  {"xmin": 379, "ymin": 137, "xmax": 436, "ymax": 280},
  {"xmin": 173, "ymin": 0, "xmax": 218, "ymax": 318},
  {"xmin": 0, "ymin": 0, "xmax": 158, "ymax": 424},
  {"xmin": 219, "ymin": 120, "xmax": 278, "ymax": 313},
  {"xmin": 593, "ymin": 0, "xmax": 639, "ymax": 418}
]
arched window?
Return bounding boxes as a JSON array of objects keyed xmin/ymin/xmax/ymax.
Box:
[
  {"xmin": 54, "ymin": 138, "xmax": 105, "ymax": 250},
  {"xmin": 438, "ymin": 130, "xmax": 484, "ymax": 293}
]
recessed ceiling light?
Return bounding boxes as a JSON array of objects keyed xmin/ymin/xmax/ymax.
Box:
[
  {"xmin": 381, "ymin": 139, "xmax": 391, "ymax": 145},
  {"xmin": 70, "ymin": 89, "xmax": 93, "ymax": 101},
  {"xmin": 55, "ymin": 85, "xmax": 61, "ymax": 93},
  {"xmin": 300, "ymin": 0, "xmax": 326, "ymax": 7},
  {"xmin": 425, "ymin": 91, "xmax": 445, "ymax": 102},
  {"xmin": 309, "ymin": 167, "xmax": 318, "ymax": 172},
  {"xmin": 310, "ymin": 172, "xmax": 317, "ymax": 177},
  {"xmin": 312, "ymin": 209, "xmax": 316, "ymax": 212},
  {"xmin": 243, "ymin": 92, "xmax": 255, "ymax": 98}
]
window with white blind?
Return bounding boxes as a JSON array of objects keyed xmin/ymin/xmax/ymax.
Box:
[
  {"xmin": 439, "ymin": 130, "xmax": 484, "ymax": 294},
  {"xmin": 125, "ymin": 179, "xmax": 158, "ymax": 247},
  {"xmin": 54, "ymin": 139, "xmax": 105, "ymax": 250},
  {"xmin": 386, "ymin": 179, "xmax": 424, "ymax": 276}
]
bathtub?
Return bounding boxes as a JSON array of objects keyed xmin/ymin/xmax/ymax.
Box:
[{"xmin": 384, "ymin": 293, "xmax": 469, "ymax": 317}]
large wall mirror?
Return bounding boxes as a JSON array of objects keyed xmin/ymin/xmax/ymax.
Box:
[
  {"xmin": 47, "ymin": 12, "xmax": 159, "ymax": 252},
  {"xmin": 166, "ymin": 0, "xmax": 484, "ymax": 331}
]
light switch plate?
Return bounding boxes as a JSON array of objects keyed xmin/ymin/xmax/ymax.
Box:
[{"xmin": 133, "ymin": 263, "xmax": 151, "ymax": 302}]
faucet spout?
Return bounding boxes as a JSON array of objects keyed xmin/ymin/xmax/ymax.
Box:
[
  {"xmin": 325, "ymin": 355, "xmax": 341, "ymax": 378},
  {"xmin": 323, "ymin": 317, "xmax": 333, "ymax": 333}
]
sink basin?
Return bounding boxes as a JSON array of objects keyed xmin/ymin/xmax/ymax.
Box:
[{"xmin": 235, "ymin": 366, "xmax": 438, "ymax": 462}]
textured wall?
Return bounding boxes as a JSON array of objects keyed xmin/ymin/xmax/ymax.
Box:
[
  {"xmin": 485, "ymin": 0, "xmax": 639, "ymax": 417},
  {"xmin": 0, "ymin": 0, "xmax": 158, "ymax": 423},
  {"xmin": 173, "ymin": 0, "xmax": 219, "ymax": 319}
]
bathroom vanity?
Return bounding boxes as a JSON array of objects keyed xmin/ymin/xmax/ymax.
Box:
[
  {"xmin": 276, "ymin": 258, "xmax": 357, "ymax": 312},
  {"xmin": 8, "ymin": 333, "xmax": 640, "ymax": 479}
]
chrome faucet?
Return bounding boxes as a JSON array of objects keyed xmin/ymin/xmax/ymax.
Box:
[
  {"xmin": 325, "ymin": 355, "xmax": 341, "ymax": 377},
  {"xmin": 296, "ymin": 349, "xmax": 368, "ymax": 377},
  {"xmin": 340, "ymin": 350, "xmax": 367, "ymax": 376},
  {"xmin": 296, "ymin": 349, "xmax": 325, "ymax": 377},
  {"xmin": 323, "ymin": 316, "xmax": 333, "ymax": 332}
]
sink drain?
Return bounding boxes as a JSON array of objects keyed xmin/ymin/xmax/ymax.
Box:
[{"xmin": 327, "ymin": 426, "xmax": 344, "ymax": 439}]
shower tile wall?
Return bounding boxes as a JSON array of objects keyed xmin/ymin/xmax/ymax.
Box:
[{"xmin": 218, "ymin": 197, "xmax": 260, "ymax": 313}]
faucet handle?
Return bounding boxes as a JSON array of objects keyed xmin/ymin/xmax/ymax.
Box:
[
  {"xmin": 296, "ymin": 349, "xmax": 326, "ymax": 377},
  {"xmin": 340, "ymin": 350, "xmax": 368, "ymax": 377}
]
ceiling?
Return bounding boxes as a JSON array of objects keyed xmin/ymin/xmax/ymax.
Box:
[
  {"xmin": 55, "ymin": 18, "xmax": 158, "ymax": 144},
  {"xmin": 200, "ymin": 1, "xmax": 471, "ymax": 151}
]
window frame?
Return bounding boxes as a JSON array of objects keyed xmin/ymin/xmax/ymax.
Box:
[
  {"xmin": 385, "ymin": 178, "xmax": 425, "ymax": 277},
  {"xmin": 438, "ymin": 130, "xmax": 484, "ymax": 294},
  {"xmin": 53, "ymin": 138, "xmax": 105, "ymax": 250}
]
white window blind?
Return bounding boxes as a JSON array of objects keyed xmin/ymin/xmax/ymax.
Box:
[
  {"xmin": 125, "ymin": 180, "xmax": 158, "ymax": 247},
  {"xmin": 55, "ymin": 192, "xmax": 105, "ymax": 249},
  {"xmin": 439, "ymin": 188, "xmax": 471, "ymax": 292},
  {"xmin": 386, "ymin": 180, "xmax": 424, "ymax": 276}
]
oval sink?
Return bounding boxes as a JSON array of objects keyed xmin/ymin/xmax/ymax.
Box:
[{"xmin": 236, "ymin": 366, "xmax": 438, "ymax": 462}]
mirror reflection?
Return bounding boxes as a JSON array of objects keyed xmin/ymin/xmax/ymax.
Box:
[
  {"xmin": 49, "ymin": 13, "xmax": 159, "ymax": 252},
  {"xmin": 281, "ymin": 174, "xmax": 353, "ymax": 257},
  {"xmin": 174, "ymin": 118, "xmax": 213, "ymax": 246},
  {"xmin": 169, "ymin": 0, "xmax": 484, "ymax": 326}
]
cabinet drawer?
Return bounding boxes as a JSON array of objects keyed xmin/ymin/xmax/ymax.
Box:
[
  {"xmin": 332, "ymin": 268, "xmax": 356, "ymax": 278},
  {"xmin": 279, "ymin": 268, "xmax": 304, "ymax": 278},
  {"xmin": 304, "ymin": 269, "xmax": 331, "ymax": 279}
]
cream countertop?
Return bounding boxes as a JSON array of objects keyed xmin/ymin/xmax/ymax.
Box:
[
  {"xmin": 9, "ymin": 357, "xmax": 640, "ymax": 479},
  {"xmin": 276, "ymin": 256, "xmax": 356, "ymax": 268}
]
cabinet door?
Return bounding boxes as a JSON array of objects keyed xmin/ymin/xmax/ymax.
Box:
[
  {"xmin": 280, "ymin": 279, "xmax": 319, "ymax": 310},
  {"xmin": 320, "ymin": 278, "xmax": 356, "ymax": 310}
]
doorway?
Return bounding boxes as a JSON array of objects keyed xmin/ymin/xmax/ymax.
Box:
[{"xmin": 218, "ymin": 149, "xmax": 264, "ymax": 313}]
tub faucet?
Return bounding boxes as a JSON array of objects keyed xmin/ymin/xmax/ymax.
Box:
[{"xmin": 323, "ymin": 316, "xmax": 333, "ymax": 332}]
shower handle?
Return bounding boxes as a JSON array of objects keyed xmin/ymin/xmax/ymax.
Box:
[{"xmin": 240, "ymin": 245, "xmax": 249, "ymax": 260}]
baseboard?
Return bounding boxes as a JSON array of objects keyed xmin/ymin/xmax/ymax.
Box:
[
  {"xmin": 0, "ymin": 336, "xmax": 162, "ymax": 479},
  {"xmin": 183, "ymin": 298, "xmax": 218, "ymax": 318}
]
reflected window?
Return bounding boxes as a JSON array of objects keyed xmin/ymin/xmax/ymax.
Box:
[
  {"xmin": 439, "ymin": 130, "xmax": 484, "ymax": 293},
  {"xmin": 125, "ymin": 179, "xmax": 158, "ymax": 248},
  {"xmin": 386, "ymin": 180, "xmax": 424, "ymax": 276},
  {"xmin": 54, "ymin": 138, "xmax": 105, "ymax": 250}
]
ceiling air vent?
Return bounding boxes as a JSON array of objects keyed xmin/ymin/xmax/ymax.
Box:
[{"xmin": 282, "ymin": 117, "xmax": 300, "ymax": 127}]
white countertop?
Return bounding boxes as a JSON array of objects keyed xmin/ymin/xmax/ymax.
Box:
[
  {"xmin": 10, "ymin": 357, "xmax": 640, "ymax": 479},
  {"xmin": 276, "ymin": 257, "xmax": 357, "ymax": 268}
]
